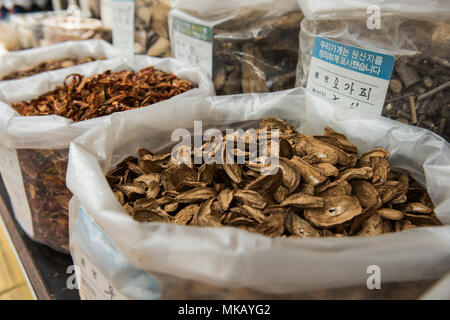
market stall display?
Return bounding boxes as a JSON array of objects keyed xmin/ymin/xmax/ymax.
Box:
[
  {"xmin": 0, "ymin": 55, "xmax": 213, "ymax": 253},
  {"xmin": 66, "ymin": 88, "xmax": 450, "ymax": 299},
  {"xmin": 295, "ymin": 0, "xmax": 450, "ymax": 141},
  {"xmin": 169, "ymin": 0, "xmax": 303, "ymax": 95}
]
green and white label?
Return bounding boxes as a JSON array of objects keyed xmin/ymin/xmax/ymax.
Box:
[{"xmin": 170, "ymin": 10, "xmax": 213, "ymax": 77}]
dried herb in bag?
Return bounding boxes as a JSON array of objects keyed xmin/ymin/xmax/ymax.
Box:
[
  {"xmin": 11, "ymin": 67, "xmax": 196, "ymax": 122},
  {"xmin": 170, "ymin": 5, "xmax": 303, "ymax": 95},
  {"xmin": 10, "ymin": 66, "xmax": 195, "ymax": 252},
  {"xmin": 134, "ymin": 0, "xmax": 171, "ymax": 57},
  {"xmin": 17, "ymin": 149, "xmax": 71, "ymax": 252},
  {"xmin": 382, "ymin": 55, "xmax": 450, "ymax": 141},
  {"xmin": 1, "ymin": 56, "xmax": 102, "ymax": 81},
  {"xmin": 108, "ymin": 118, "xmax": 442, "ymax": 238}
]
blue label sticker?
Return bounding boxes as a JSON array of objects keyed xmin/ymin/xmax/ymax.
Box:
[{"xmin": 312, "ymin": 37, "xmax": 395, "ymax": 81}]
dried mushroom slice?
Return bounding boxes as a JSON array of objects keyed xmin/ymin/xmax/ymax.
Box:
[
  {"xmin": 116, "ymin": 184, "xmax": 146, "ymax": 202},
  {"xmin": 175, "ymin": 187, "xmax": 216, "ymax": 203},
  {"xmin": 139, "ymin": 153, "xmax": 171, "ymax": 173},
  {"xmin": 217, "ymin": 188, "xmax": 234, "ymax": 211},
  {"xmin": 322, "ymin": 127, "xmax": 358, "ymax": 154},
  {"xmin": 338, "ymin": 167, "xmax": 373, "ymax": 181},
  {"xmin": 376, "ymin": 208, "xmax": 404, "ymax": 221},
  {"xmin": 234, "ymin": 190, "xmax": 267, "ymax": 209},
  {"xmin": 357, "ymin": 213, "xmax": 384, "ymax": 236},
  {"xmin": 280, "ymin": 193, "xmax": 324, "ymax": 209},
  {"xmin": 304, "ymin": 195, "xmax": 362, "ymax": 228},
  {"xmin": 404, "ymin": 202, "xmax": 433, "ymax": 214},
  {"xmin": 313, "ymin": 163, "xmax": 339, "ymax": 177},
  {"xmin": 290, "ymin": 156, "xmax": 327, "ymax": 186},
  {"xmin": 173, "ymin": 204, "xmax": 198, "ymax": 225},
  {"xmin": 350, "ymin": 180, "xmax": 381, "ymax": 209},
  {"xmin": 285, "ymin": 211, "xmax": 320, "ymax": 238},
  {"xmin": 319, "ymin": 180, "xmax": 352, "ymax": 198},
  {"xmin": 278, "ymin": 158, "xmax": 301, "ymax": 193},
  {"xmin": 244, "ymin": 169, "xmax": 282, "ymax": 194},
  {"xmin": 134, "ymin": 173, "xmax": 161, "ymax": 186},
  {"xmin": 198, "ymin": 163, "xmax": 216, "ymax": 184},
  {"xmin": 197, "ymin": 199, "xmax": 222, "ymax": 227},
  {"xmin": 255, "ymin": 213, "xmax": 286, "ymax": 237}
]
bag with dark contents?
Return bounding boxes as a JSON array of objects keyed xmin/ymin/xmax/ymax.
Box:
[
  {"xmin": 169, "ymin": 0, "xmax": 303, "ymax": 95},
  {"xmin": 134, "ymin": 0, "xmax": 172, "ymax": 57},
  {"xmin": 66, "ymin": 88, "xmax": 450, "ymax": 299},
  {"xmin": 0, "ymin": 56, "xmax": 214, "ymax": 253},
  {"xmin": 295, "ymin": 0, "xmax": 450, "ymax": 141}
]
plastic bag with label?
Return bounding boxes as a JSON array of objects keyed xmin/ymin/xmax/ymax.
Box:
[
  {"xmin": 169, "ymin": 0, "xmax": 303, "ymax": 95},
  {"xmin": 295, "ymin": 0, "xmax": 450, "ymax": 141},
  {"xmin": 67, "ymin": 88, "xmax": 450, "ymax": 299},
  {"xmin": 0, "ymin": 55, "xmax": 214, "ymax": 253}
]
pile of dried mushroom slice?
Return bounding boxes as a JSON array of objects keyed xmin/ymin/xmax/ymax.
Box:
[{"xmin": 106, "ymin": 118, "xmax": 442, "ymax": 238}]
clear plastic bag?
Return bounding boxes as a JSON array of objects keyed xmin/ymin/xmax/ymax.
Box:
[
  {"xmin": 0, "ymin": 39, "xmax": 118, "ymax": 81},
  {"xmin": 295, "ymin": 0, "xmax": 450, "ymax": 141},
  {"xmin": 134, "ymin": 0, "xmax": 171, "ymax": 57},
  {"xmin": 169, "ymin": 0, "xmax": 303, "ymax": 95},
  {"xmin": 0, "ymin": 55, "xmax": 214, "ymax": 253},
  {"xmin": 67, "ymin": 88, "xmax": 450, "ymax": 299}
]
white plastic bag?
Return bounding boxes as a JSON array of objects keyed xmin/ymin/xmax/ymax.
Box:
[
  {"xmin": 295, "ymin": 0, "xmax": 450, "ymax": 141},
  {"xmin": 0, "ymin": 55, "xmax": 214, "ymax": 253},
  {"xmin": 0, "ymin": 39, "xmax": 118, "ymax": 80},
  {"xmin": 169, "ymin": 0, "xmax": 303, "ymax": 95},
  {"xmin": 67, "ymin": 88, "xmax": 450, "ymax": 299}
]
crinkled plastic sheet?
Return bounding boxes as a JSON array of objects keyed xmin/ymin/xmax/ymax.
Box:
[
  {"xmin": 0, "ymin": 39, "xmax": 119, "ymax": 80},
  {"xmin": 67, "ymin": 88, "xmax": 450, "ymax": 297},
  {"xmin": 171, "ymin": 0, "xmax": 299, "ymax": 17},
  {"xmin": 297, "ymin": 0, "xmax": 450, "ymax": 21}
]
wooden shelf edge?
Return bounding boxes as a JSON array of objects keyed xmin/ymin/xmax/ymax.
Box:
[{"xmin": 0, "ymin": 195, "xmax": 51, "ymax": 300}]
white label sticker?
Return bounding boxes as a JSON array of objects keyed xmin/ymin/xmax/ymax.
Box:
[
  {"xmin": 306, "ymin": 36, "xmax": 395, "ymax": 116},
  {"xmin": 112, "ymin": 0, "xmax": 135, "ymax": 56},
  {"xmin": 72, "ymin": 244, "xmax": 129, "ymax": 300},
  {"xmin": 171, "ymin": 13, "xmax": 213, "ymax": 77},
  {"xmin": 0, "ymin": 146, "xmax": 33, "ymax": 237}
]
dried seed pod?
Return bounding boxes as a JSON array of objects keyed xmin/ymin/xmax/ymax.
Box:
[{"xmin": 304, "ymin": 195, "xmax": 362, "ymax": 228}]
